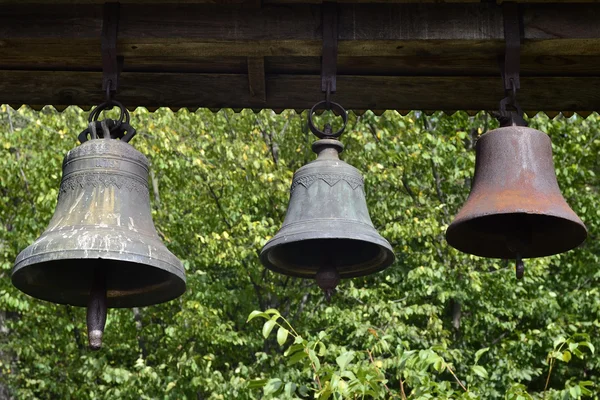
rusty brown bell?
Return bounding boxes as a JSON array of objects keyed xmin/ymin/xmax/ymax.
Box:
[
  {"xmin": 12, "ymin": 127, "xmax": 186, "ymax": 349},
  {"xmin": 446, "ymin": 125, "xmax": 587, "ymax": 265}
]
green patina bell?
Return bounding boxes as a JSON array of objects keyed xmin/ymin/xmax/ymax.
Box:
[
  {"xmin": 12, "ymin": 105, "xmax": 186, "ymax": 349},
  {"xmin": 260, "ymin": 102, "xmax": 394, "ymax": 296}
]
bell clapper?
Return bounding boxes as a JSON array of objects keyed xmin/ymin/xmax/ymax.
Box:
[
  {"xmin": 507, "ymin": 222, "xmax": 529, "ymax": 281},
  {"xmin": 315, "ymin": 264, "xmax": 340, "ymax": 302},
  {"xmin": 87, "ymin": 269, "xmax": 108, "ymax": 350},
  {"xmin": 515, "ymin": 253, "xmax": 524, "ymax": 280}
]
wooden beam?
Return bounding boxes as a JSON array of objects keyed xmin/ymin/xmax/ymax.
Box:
[
  {"xmin": 2, "ymin": 3, "xmax": 600, "ymax": 62},
  {"xmin": 0, "ymin": 0, "xmax": 598, "ymax": 4},
  {"xmin": 247, "ymin": 57, "xmax": 267, "ymax": 103},
  {"xmin": 1, "ymin": 71, "xmax": 598, "ymax": 113},
  {"xmin": 264, "ymin": 55, "xmax": 600, "ymax": 77},
  {"xmin": 2, "ymin": 3, "xmax": 600, "ymax": 111}
]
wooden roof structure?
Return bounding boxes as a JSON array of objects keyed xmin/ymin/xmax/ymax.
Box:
[{"xmin": 1, "ymin": 1, "xmax": 600, "ymax": 114}]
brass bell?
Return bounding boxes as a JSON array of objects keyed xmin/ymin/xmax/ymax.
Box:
[
  {"xmin": 12, "ymin": 106, "xmax": 186, "ymax": 349},
  {"xmin": 446, "ymin": 125, "xmax": 587, "ymax": 277},
  {"xmin": 260, "ymin": 102, "xmax": 394, "ymax": 297}
]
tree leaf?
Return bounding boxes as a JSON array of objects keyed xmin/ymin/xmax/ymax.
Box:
[
  {"xmin": 474, "ymin": 347, "xmax": 489, "ymax": 364},
  {"xmin": 247, "ymin": 379, "xmax": 268, "ymax": 389},
  {"xmin": 471, "ymin": 365, "xmax": 488, "ymax": 378},
  {"xmin": 247, "ymin": 310, "xmax": 267, "ymax": 322},
  {"xmin": 284, "ymin": 382, "xmax": 296, "ymax": 397},
  {"xmin": 276, "ymin": 327, "xmax": 289, "ymax": 346},
  {"xmin": 336, "ymin": 351, "xmax": 355, "ymax": 371},
  {"xmin": 284, "ymin": 343, "xmax": 303, "ymax": 357},
  {"xmin": 579, "ymin": 341, "xmax": 595, "ymax": 354},
  {"xmin": 287, "ymin": 350, "xmax": 308, "ymax": 366},
  {"xmin": 308, "ymin": 349, "xmax": 321, "ymax": 372},
  {"xmin": 262, "ymin": 320, "xmax": 277, "ymax": 339},
  {"xmin": 263, "ymin": 378, "xmax": 283, "ymax": 396}
]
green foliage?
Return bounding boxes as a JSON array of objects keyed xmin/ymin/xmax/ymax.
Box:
[{"xmin": 0, "ymin": 105, "xmax": 598, "ymax": 399}]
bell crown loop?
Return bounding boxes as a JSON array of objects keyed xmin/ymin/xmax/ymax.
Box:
[
  {"xmin": 88, "ymin": 99, "xmax": 129, "ymax": 127},
  {"xmin": 79, "ymin": 100, "xmax": 137, "ymax": 143},
  {"xmin": 308, "ymin": 100, "xmax": 348, "ymax": 139}
]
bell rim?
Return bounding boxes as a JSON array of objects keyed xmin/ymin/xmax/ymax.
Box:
[
  {"xmin": 12, "ymin": 250, "xmax": 186, "ymax": 308},
  {"xmin": 445, "ymin": 211, "xmax": 588, "ymax": 259},
  {"xmin": 260, "ymin": 232, "xmax": 395, "ymax": 279},
  {"xmin": 13, "ymin": 224, "xmax": 183, "ymax": 270},
  {"xmin": 14, "ymin": 248, "xmax": 185, "ymax": 276}
]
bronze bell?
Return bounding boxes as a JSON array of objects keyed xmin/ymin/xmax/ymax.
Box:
[
  {"xmin": 260, "ymin": 102, "xmax": 394, "ymax": 297},
  {"xmin": 446, "ymin": 125, "xmax": 587, "ymax": 276},
  {"xmin": 12, "ymin": 110, "xmax": 186, "ymax": 349}
]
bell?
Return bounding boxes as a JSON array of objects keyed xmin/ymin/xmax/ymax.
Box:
[
  {"xmin": 446, "ymin": 125, "xmax": 587, "ymax": 275},
  {"xmin": 260, "ymin": 136, "xmax": 395, "ymax": 296},
  {"xmin": 12, "ymin": 120, "xmax": 186, "ymax": 349}
]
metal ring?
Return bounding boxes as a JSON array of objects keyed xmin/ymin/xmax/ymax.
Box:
[
  {"xmin": 308, "ymin": 100, "xmax": 348, "ymax": 139},
  {"xmin": 88, "ymin": 100, "xmax": 129, "ymax": 126}
]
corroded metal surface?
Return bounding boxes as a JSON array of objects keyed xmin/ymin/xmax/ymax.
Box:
[
  {"xmin": 12, "ymin": 138, "xmax": 186, "ymax": 308},
  {"xmin": 446, "ymin": 126, "xmax": 587, "ymax": 259},
  {"xmin": 260, "ymin": 138, "xmax": 395, "ymax": 279}
]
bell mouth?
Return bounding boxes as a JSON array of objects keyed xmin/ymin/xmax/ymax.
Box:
[
  {"xmin": 446, "ymin": 212, "xmax": 587, "ymax": 259},
  {"xmin": 261, "ymin": 237, "xmax": 395, "ymax": 279},
  {"xmin": 12, "ymin": 257, "xmax": 186, "ymax": 308}
]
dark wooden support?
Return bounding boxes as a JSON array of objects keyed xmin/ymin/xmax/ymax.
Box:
[
  {"xmin": 1, "ymin": 70, "xmax": 598, "ymax": 114},
  {"xmin": 3, "ymin": 4, "xmax": 600, "ymax": 61},
  {"xmin": 502, "ymin": 2, "xmax": 522, "ymax": 92},
  {"xmin": 247, "ymin": 57, "xmax": 267, "ymax": 103},
  {"xmin": 101, "ymin": 3, "xmax": 120, "ymax": 95},
  {"xmin": 1, "ymin": 3, "xmax": 600, "ymax": 111},
  {"xmin": 1, "ymin": 0, "xmax": 600, "ymax": 4},
  {"xmin": 320, "ymin": 2, "xmax": 338, "ymax": 94}
]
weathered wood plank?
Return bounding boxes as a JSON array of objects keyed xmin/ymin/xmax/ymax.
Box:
[
  {"xmin": 3, "ymin": 54, "xmax": 600, "ymax": 77},
  {"xmin": 247, "ymin": 56, "xmax": 267, "ymax": 103},
  {"xmin": 2, "ymin": 3, "xmax": 600, "ymax": 60},
  {"xmin": 0, "ymin": 0, "xmax": 597, "ymax": 4},
  {"xmin": 2, "ymin": 3, "xmax": 600, "ymax": 111},
  {"xmin": 264, "ymin": 55, "xmax": 600, "ymax": 76},
  {"xmin": 1, "ymin": 71, "xmax": 598, "ymax": 112}
]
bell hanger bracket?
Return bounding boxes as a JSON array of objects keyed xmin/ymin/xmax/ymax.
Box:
[
  {"xmin": 498, "ymin": 2, "xmax": 526, "ymax": 127},
  {"xmin": 102, "ymin": 2, "xmax": 122, "ymax": 100},
  {"xmin": 309, "ymin": 2, "xmax": 348, "ymax": 140},
  {"xmin": 502, "ymin": 2, "xmax": 521, "ymax": 94},
  {"xmin": 321, "ymin": 1, "xmax": 338, "ymax": 103},
  {"xmin": 82, "ymin": 3, "xmax": 134, "ymax": 144}
]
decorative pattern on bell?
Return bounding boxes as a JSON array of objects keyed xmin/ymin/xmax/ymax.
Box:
[
  {"xmin": 260, "ymin": 103, "xmax": 394, "ymax": 291},
  {"xmin": 446, "ymin": 125, "xmax": 587, "ymax": 261}
]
